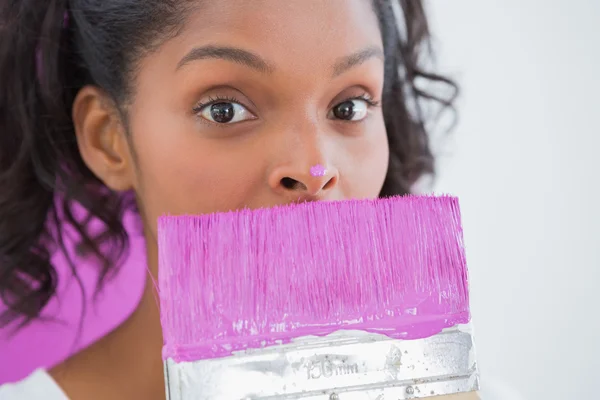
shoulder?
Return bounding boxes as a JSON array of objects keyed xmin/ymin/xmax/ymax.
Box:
[{"xmin": 0, "ymin": 369, "xmax": 69, "ymax": 400}]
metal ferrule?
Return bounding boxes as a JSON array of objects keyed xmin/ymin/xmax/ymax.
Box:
[{"xmin": 164, "ymin": 324, "xmax": 479, "ymax": 399}]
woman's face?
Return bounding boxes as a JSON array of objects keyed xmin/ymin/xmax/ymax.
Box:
[{"xmin": 89, "ymin": 0, "xmax": 389, "ymax": 239}]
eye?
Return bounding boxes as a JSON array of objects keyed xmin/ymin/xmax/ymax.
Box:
[
  {"xmin": 198, "ymin": 101, "xmax": 255, "ymax": 124},
  {"xmin": 330, "ymin": 98, "xmax": 370, "ymax": 122}
]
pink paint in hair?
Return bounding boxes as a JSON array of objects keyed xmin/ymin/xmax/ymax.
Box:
[{"xmin": 158, "ymin": 195, "xmax": 470, "ymax": 363}]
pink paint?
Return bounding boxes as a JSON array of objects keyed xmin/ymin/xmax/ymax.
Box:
[
  {"xmin": 158, "ymin": 195, "xmax": 470, "ymax": 363},
  {"xmin": 309, "ymin": 164, "xmax": 327, "ymax": 177}
]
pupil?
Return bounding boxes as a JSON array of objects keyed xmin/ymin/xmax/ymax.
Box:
[
  {"xmin": 333, "ymin": 101, "xmax": 355, "ymax": 120},
  {"xmin": 210, "ymin": 103, "xmax": 234, "ymax": 123}
]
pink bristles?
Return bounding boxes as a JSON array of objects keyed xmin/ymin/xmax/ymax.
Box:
[{"xmin": 158, "ymin": 195, "xmax": 470, "ymax": 363}]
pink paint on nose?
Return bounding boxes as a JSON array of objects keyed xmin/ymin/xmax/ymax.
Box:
[{"xmin": 309, "ymin": 164, "xmax": 327, "ymax": 177}]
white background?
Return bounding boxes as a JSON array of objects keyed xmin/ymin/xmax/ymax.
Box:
[{"xmin": 426, "ymin": 1, "xmax": 600, "ymax": 399}]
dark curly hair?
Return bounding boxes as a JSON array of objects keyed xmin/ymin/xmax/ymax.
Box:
[{"xmin": 0, "ymin": 0, "xmax": 458, "ymax": 329}]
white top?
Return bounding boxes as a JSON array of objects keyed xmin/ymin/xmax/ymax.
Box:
[{"xmin": 0, "ymin": 370, "xmax": 69, "ymax": 400}]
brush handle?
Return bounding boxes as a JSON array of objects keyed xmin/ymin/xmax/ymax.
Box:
[
  {"xmin": 434, "ymin": 393, "xmax": 479, "ymax": 399},
  {"xmin": 164, "ymin": 325, "xmax": 479, "ymax": 400}
]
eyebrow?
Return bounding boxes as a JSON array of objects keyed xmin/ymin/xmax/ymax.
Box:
[
  {"xmin": 332, "ymin": 47, "xmax": 384, "ymax": 77},
  {"xmin": 176, "ymin": 45, "xmax": 274, "ymax": 73},
  {"xmin": 176, "ymin": 45, "xmax": 384, "ymax": 77}
]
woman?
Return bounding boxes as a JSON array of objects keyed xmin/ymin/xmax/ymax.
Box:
[{"xmin": 0, "ymin": 0, "xmax": 474, "ymax": 398}]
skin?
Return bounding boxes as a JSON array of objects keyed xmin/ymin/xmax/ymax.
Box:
[{"xmin": 49, "ymin": 1, "xmax": 478, "ymax": 399}]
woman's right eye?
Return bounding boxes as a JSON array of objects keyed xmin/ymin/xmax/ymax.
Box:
[{"xmin": 198, "ymin": 101, "xmax": 256, "ymax": 124}]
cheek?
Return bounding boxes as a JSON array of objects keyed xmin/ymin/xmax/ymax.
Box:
[
  {"xmin": 128, "ymin": 119, "xmax": 265, "ymax": 235},
  {"xmin": 339, "ymin": 118, "xmax": 389, "ymax": 198}
]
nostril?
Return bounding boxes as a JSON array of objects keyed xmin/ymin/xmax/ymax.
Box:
[
  {"xmin": 322, "ymin": 176, "xmax": 336, "ymax": 190},
  {"xmin": 280, "ymin": 177, "xmax": 296, "ymax": 189},
  {"xmin": 281, "ymin": 177, "xmax": 307, "ymax": 191}
]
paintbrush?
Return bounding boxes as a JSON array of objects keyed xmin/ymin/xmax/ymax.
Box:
[{"xmin": 158, "ymin": 195, "xmax": 479, "ymax": 399}]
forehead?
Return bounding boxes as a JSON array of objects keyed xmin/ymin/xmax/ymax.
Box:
[{"xmin": 170, "ymin": 0, "xmax": 382, "ymax": 69}]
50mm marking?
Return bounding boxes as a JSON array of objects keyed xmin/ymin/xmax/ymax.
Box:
[{"xmin": 304, "ymin": 359, "xmax": 359, "ymax": 380}]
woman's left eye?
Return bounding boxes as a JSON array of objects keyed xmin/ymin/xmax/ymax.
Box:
[
  {"xmin": 198, "ymin": 101, "xmax": 255, "ymax": 124},
  {"xmin": 329, "ymin": 98, "xmax": 370, "ymax": 122}
]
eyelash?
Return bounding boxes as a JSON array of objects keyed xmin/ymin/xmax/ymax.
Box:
[
  {"xmin": 192, "ymin": 95, "xmax": 245, "ymax": 114},
  {"xmin": 343, "ymin": 93, "xmax": 381, "ymax": 108},
  {"xmin": 192, "ymin": 93, "xmax": 381, "ymax": 121}
]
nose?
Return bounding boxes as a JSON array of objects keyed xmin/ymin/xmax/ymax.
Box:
[{"xmin": 269, "ymin": 162, "xmax": 339, "ymax": 201}]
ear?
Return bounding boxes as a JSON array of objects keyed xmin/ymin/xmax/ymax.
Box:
[{"xmin": 72, "ymin": 86, "xmax": 135, "ymax": 192}]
